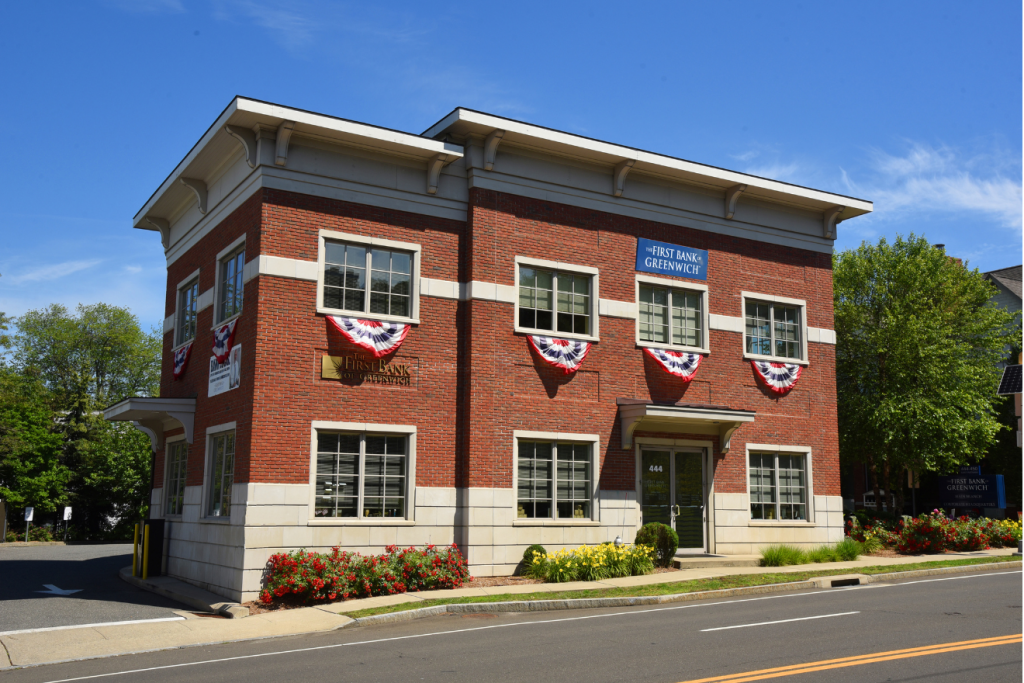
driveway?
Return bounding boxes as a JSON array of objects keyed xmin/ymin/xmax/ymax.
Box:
[{"xmin": 0, "ymin": 544, "xmax": 189, "ymax": 633}]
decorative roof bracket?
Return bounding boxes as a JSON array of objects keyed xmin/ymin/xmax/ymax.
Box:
[
  {"xmin": 613, "ymin": 159, "xmax": 635, "ymax": 197},
  {"xmin": 178, "ymin": 177, "xmax": 208, "ymax": 215},
  {"xmin": 823, "ymin": 205, "xmax": 844, "ymax": 239},
  {"xmin": 275, "ymin": 120, "xmax": 295, "ymax": 166},
  {"xmin": 144, "ymin": 216, "xmax": 171, "ymax": 249},
  {"xmin": 427, "ymin": 153, "xmax": 454, "ymax": 194},
  {"xmin": 483, "ymin": 129, "xmax": 505, "ymax": 171},
  {"xmin": 224, "ymin": 125, "xmax": 258, "ymax": 169},
  {"xmin": 725, "ymin": 184, "xmax": 747, "ymax": 220}
]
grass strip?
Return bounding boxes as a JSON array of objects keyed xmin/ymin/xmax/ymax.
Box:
[{"xmin": 343, "ymin": 556, "xmax": 1019, "ymax": 619}]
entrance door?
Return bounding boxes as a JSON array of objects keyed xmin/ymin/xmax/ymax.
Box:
[{"xmin": 640, "ymin": 448, "xmax": 706, "ymax": 552}]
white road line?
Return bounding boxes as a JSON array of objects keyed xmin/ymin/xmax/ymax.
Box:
[
  {"xmin": 34, "ymin": 569, "xmax": 1021, "ymax": 683},
  {"xmin": 700, "ymin": 611, "xmax": 859, "ymax": 632},
  {"xmin": 0, "ymin": 617, "xmax": 185, "ymax": 637}
]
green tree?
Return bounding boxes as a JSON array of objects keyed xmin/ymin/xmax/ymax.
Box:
[
  {"xmin": 834, "ymin": 235, "xmax": 1019, "ymax": 515},
  {"xmin": 10, "ymin": 303, "xmax": 161, "ymax": 539}
]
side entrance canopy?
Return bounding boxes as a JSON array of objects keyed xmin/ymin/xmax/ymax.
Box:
[
  {"xmin": 103, "ymin": 397, "xmax": 197, "ymax": 450},
  {"xmin": 617, "ymin": 398, "xmax": 755, "ymax": 453}
]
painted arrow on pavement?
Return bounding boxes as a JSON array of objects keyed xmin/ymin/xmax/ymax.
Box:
[{"xmin": 35, "ymin": 584, "xmax": 82, "ymax": 596}]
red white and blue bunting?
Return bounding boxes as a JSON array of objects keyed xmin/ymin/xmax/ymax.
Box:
[
  {"xmin": 643, "ymin": 347, "xmax": 702, "ymax": 381},
  {"xmin": 327, "ymin": 316, "xmax": 409, "ymax": 358},
  {"xmin": 751, "ymin": 361, "xmax": 803, "ymax": 395},
  {"xmin": 172, "ymin": 342, "xmax": 193, "ymax": 380},
  {"xmin": 212, "ymin": 320, "xmax": 238, "ymax": 364},
  {"xmin": 527, "ymin": 335, "xmax": 592, "ymax": 374}
]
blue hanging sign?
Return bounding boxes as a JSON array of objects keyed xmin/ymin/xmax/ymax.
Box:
[{"xmin": 635, "ymin": 238, "xmax": 708, "ymax": 280}]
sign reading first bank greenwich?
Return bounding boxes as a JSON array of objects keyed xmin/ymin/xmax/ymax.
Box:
[{"xmin": 635, "ymin": 238, "xmax": 708, "ymax": 280}]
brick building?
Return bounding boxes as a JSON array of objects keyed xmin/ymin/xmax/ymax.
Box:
[{"xmin": 105, "ymin": 98, "xmax": 873, "ymax": 602}]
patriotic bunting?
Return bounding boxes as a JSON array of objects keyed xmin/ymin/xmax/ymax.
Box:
[
  {"xmin": 327, "ymin": 316, "xmax": 409, "ymax": 358},
  {"xmin": 527, "ymin": 335, "xmax": 591, "ymax": 374},
  {"xmin": 172, "ymin": 342, "xmax": 193, "ymax": 380},
  {"xmin": 643, "ymin": 347, "xmax": 702, "ymax": 381},
  {"xmin": 212, "ymin": 320, "xmax": 238, "ymax": 364},
  {"xmin": 751, "ymin": 360, "xmax": 803, "ymax": 394}
]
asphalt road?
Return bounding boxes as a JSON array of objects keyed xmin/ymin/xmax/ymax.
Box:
[
  {"xmin": 0, "ymin": 544, "xmax": 189, "ymax": 633},
  {"xmin": 4, "ymin": 568, "xmax": 1022, "ymax": 683}
]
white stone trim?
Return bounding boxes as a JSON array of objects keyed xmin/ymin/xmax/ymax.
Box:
[
  {"xmin": 634, "ymin": 274, "xmax": 710, "ymax": 355},
  {"xmin": 307, "ymin": 421, "xmax": 418, "ymax": 524},
  {"xmin": 466, "ymin": 281, "xmax": 517, "ymax": 303},
  {"xmin": 709, "ymin": 313, "xmax": 744, "ymax": 333},
  {"xmin": 511, "ymin": 430, "xmax": 601, "ymax": 524},
  {"xmin": 196, "ymin": 288, "xmax": 214, "ymax": 313},
  {"xmin": 163, "ymin": 314, "xmax": 174, "ymax": 335},
  {"xmin": 513, "ymin": 256, "xmax": 600, "ymax": 342},
  {"xmin": 739, "ymin": 291, "xmax": 810, "ymax": 365},
  {"xmin": 315, "ymin": 229, "xmax": 422, "ymax": 325},
  {"xmin": 256, "ymin": 255, "xmax": 319, "ymax": 281},
  {"xmin": 420, "ymin": 277, "xmax": 464, "ymax": 300},
  {"xmin": 743, "ymin": 443, "xmax": 815, "ymax": 524},
  {"xmin": 598, "ymin": 299, "xmax": 637, "ymax": 319}
]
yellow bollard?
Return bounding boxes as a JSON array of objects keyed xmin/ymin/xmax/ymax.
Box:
[
  {"xmin": 142, "ymin": 524, "xmax": 150, "ymax": 580},
  {"xmin": 132, "ymin": 523, "xmax": 140, "ymax": 577}
]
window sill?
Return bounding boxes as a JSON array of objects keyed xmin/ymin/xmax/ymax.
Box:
[
  {"xmin": 307, "ymin": 519, "xmax": 416, "ymax": 526},
  {"xmin": 513, "ymin": 520, "xmax": 601, "ymax": 526},
  {"xmin": 747, "ymin": 521, "xmax": 817, "ymax": 527},
  {"xmin": 211, "ymin": 312, "xmax": 242, "ymax": 331},
  {"xmin": 199, "ymin": 516, "xmax": 232, "ymax": 524},
  {"xmin": 514, "ymin": 327, "xmax": 599, "ymax": 343},
  {"xmin": 317, "ymin": 309, "xmax": 420, "ymax": 326},
  {"xmin": 637, "ymin": 342, "xmax": 709, "ymax": 356},
  {"xmin": 742, "ymin": 352, "xmax": 809, "ymax": 367}
]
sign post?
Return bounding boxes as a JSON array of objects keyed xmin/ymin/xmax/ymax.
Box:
[
  {"xmin": 24, "ymin": 506, "xmax": 33, "ymax": 542},
  {"xmin": 63, "ymin": 507, "xmax": 72, "ymax": 542}
]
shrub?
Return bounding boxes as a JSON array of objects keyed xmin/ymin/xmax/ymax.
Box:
[
  {"xmin": 260, "ymin": 543, "xmax": 470, "ymax": 605},
  {"xmin": 833, "ymin": 537, "xmax": 862, "ymax": 562},
  {"xmin": 896, "ymin": 511, "xmax": 953, "ymax": 554},
  {"xmin": 525, "ymin": 543, "xmax": 655, "ymax": 583},
  {"xmin": 634, "ymin": 523, "xmax": 679, "ymax": 567},
  {"xmin": 5, "ymin": 525, "xmax": 56, "ymax": 543},
  {"xmin": 857, "ymin": 535, "xmax": 883, "ymax": 555},
  {"xmin": 522, "ymin": 544, "xmax": 546, "ymax": 565},
  {"xmin": 760, "ymin": 544, "xmax": 807, "ymax": 567}
]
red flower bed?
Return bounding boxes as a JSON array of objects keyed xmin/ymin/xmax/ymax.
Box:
[{"xmin": 260, "ymin": 544, "xmax": 470, "ymax": 605}]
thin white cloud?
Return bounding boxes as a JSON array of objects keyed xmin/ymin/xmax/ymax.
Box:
[
  {"xmin": 846, "ymin": 142, "xmax": 1022, "ymax": 230},
  {"xmin": 124, "ymin": 265, "xmax": 144, "ymax": 274},
  {"xmin": 218, "ymin": 0, "xmax": 322, "ymax": 50},
  {"xmin": 4, "ymin": 260, "xmax": 103, "ymax": 285}
]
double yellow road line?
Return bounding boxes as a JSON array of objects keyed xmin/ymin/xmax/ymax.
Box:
[{"xmin": 678, "ymin": 633, "xmax": 1022, "ymax": 682}]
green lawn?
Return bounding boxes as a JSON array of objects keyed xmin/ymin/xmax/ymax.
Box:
[{"xmin": 343, "ymin": 556, "xmax": 1019, "ymax": 619}]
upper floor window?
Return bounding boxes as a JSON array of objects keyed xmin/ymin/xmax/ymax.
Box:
[
  {"xmin": 742, "ymin": 293, "xmax": 807, "ymax": 362},
  {"xmin": 516, "ymin": 258, "xmax": 598, "ymax": 339},
  {"xmin": 219, "ymin": 247, "xmax": 245, "ymax": 322},
  {"xmin": 317, "ymin": 231, "xmax": 421, "ymax": 323},
  {"xmin": 176, "ymin": 278, "xmax": 199, "ymax": 346},
  {"xmin": 639, "ymin": 284, "xmax": 702, "ymax": 347},
  {"xmin": 323, "ymin": 243, "xmax": 412, "ymax": 317}
]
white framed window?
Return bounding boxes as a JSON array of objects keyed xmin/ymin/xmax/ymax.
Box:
[
  {"xmin": 741, "ymin": 292, "xmax": 808, "ymax": 364},
  {"xmin": 205, "ymin": 423, "xmax": 236, "ymax": 518},
  {"xmin": 316, "ymin": 230, "xmax": 422, "ymax": 324},
  {"xmin": 514, "ymin": 256, "xmax": 599, "ymax": 341},
  {"xmin": 308, "ymin": 422, "xmax": 417, "ymax": 522},
  {"xmin": 175, "ymin": 273, "xmax": 200, "ymax": 348},
  {"xmin": 164, "ymin": 438, "xmax": 188, "ymax": 517},
  {"xmin": 512, "ymin": 431, "xmax": 600, "ymax": 522},
  {"xmin": 634, "ymin": 274, "xmax": 709, "ymax": 353},
  {"xmin": 211, "ymin": 235, "xmax": 248, "ymax": 326},
  {"xmin": 745, "ymin": 444, "xmax": 813, "ymax": 522}
]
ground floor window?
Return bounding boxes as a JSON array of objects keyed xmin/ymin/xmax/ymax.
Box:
[
  {"xmin": 207, "ymin": 431, "xmax": 235, "ymax": 517},
  {"xmin": 165, "ymin": 440, "xmax": 187, "ymax": 516},
  {"xmin": 749, "ymin": 452, "xmax": 807, "ymax": 520},
  {"xmin": 315, "ymin": 432, "xmax": 408, "ymax": 518},
  {"xmin": 517, "ymin": 441, "xmax": 592, "ymax": 520}
]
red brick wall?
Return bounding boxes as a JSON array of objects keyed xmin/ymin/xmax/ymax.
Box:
[{"xmin": 154, "ymin": 185, "xmax": 839, "ymax": 501}]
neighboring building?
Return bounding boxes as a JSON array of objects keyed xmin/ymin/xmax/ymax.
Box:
[
  {"xmin": 104, "ymin": 98, "xmax": 872, "ymax": 602},
  {"xmin": 983, "ymin": 265, "xmax": 1022, "ymax": 317}
]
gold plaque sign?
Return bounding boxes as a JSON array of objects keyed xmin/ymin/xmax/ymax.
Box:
[{"xmin": 321, "ymin": 354, "xmax": 413, "ymax": 386}]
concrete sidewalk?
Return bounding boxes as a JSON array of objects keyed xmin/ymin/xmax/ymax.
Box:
[{"xmin": 1, "ymin": 548, "xmax": 1018, "ymax": 669}]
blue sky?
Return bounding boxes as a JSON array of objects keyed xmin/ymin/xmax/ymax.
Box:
[{"xmin": 1, "ymin": 1, "xmax": 1020, "ymax": 333}]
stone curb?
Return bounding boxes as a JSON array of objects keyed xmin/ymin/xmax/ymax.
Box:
[
  {"xmin": 0, "ymin": 541, "xmax": 66, "ymax": 548},
  {"xmin": 343, "ymin": 561, "xmax": 1022, "ymax": 629}
]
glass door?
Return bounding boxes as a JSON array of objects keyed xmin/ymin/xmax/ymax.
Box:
[
  {"xmin": 674, "ymin": 450, "xmax": 704, "ymax": 550},
  {"xmin": 640, "ymin": 447, "xmax": 706, "ymax": 552}
]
